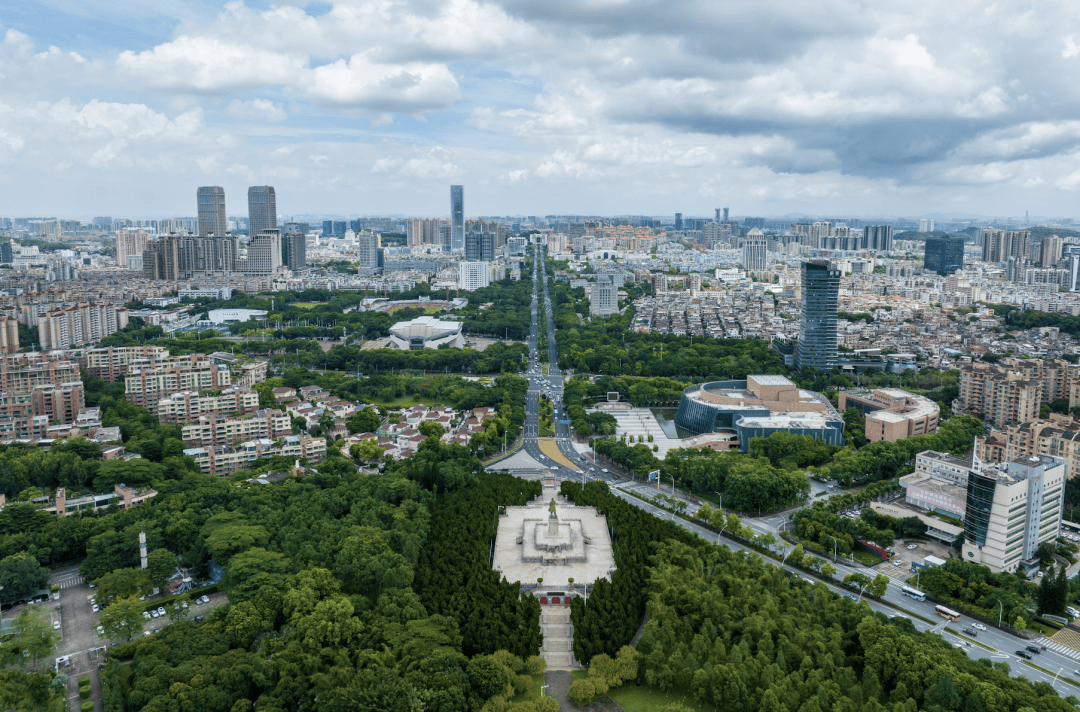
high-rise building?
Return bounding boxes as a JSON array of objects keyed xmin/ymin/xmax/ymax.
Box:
[
  {"xmin": 239, "ymin": 231, "xmax": 282, "ymax": 274},
  {"xmin": 794, "ymin": 259, "xmax": 839, "ymax": 372},
  {"xmin": 357, "ymin": 233, "xmax": 381, "ymax": 271},
  {"xmin": 247, "ymin": 186, "xmax": 277, "ymax": 238},
  {"xmin": 197, "ymin": 187, "xmax": 227, "ymax": 237},
  {"xmin": 590, "ymin": 276, "xmax": 618, "ymax": 317},
  {"xmin": 450, "ymin": 185, "xmax": 464, "ymax": 251},
  {"xmin": 284, "ymin": 221, "xmax": 308, "ymax": 236},
  {"xmin": 0, "ymin": 241, "xmax": 12, "ymax": 263},
  {"xmin": 458, "ymin": 262, "xmax": 489, "ymax": 291},
  {"xmin": 406, "ymin": 218, "xmax": 448, "ymax": 247},
  {"xmin": 962, "ymin": 454, "xmax": 1064, "ymax": 574},
  {"xmin": 116, "ymin": 229, "xmax": 150, "ymax": 268},
  {"xmin": 1041, "ymin": 234, "xmax": 1063, "ymax": 267},
  {"xmin": 281, "ymin": 233, "xmax": 306, "ymax": 271},
  {"xmin": 674, "ymin": 213, "xmax": 683, "ymax": 231},
  {"xmin": 92, "ymin": 217, "xmax": 113, "ymax": 231},
  {"xmin": 741, "ymin": 229, "xmax": 768, "ymax": 271},
  {"xmin": 861, "ymin": 225, "xmax": 893, "ymax": 251},
  {"xmin": 924, "ymin": 236, "xmax": 964, "ymax": 276},
  {"xmin": 465, "ymin": 228, "xmax": 495, "ymax": 262},
  {"xmin": 981, "ymin": 229, "xmax": 1030, "ymax": 264}
]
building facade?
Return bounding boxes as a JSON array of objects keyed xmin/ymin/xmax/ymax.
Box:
[
  {"xmin": 459, "ymin": 261, "xmax": 490, "ymax": 291},
  {"xmin": 862, "ymin": 225, "xmax": 893, "ymax": 252},
  {"xmin": 197, "ymin": 186, "xmax": 228, "ymax": 237},
  {"xmin": 38, "ymin": 302, "xmax": 129, "ymax": 350},
  {"xmin": 125, "ymin": 365, "xmax": 231, "ymax": 409},
  {"xmin": 590, "ymin": 276, "xmax": 618, "ymax": 317},
  {"xmin": 794, "ymin": 259, "xmax": 839, "ymax": 371},
  {"xmin": 184, "ymin": 434, "xmax": 327, "ymax": 475},
  {"xmin": 962, "ymin": 455, "xmax": 1064, "ymax": 574},
  {"xmin": 181, "ymin": 409, "xmax": 292, "ymax": 447},
  {"xmin": 741, "ymin": 231, "xmax": 768, "ymax": 272},
  {"xmin": 247, "ymin": 186, "xmax": 277, "ymax": 238},
  {"xmin": 157, "ymin": 388, "xmax": 261, "ymax": 424},
  {"xmin": 924, "ymin": 236, "xmax": 964, "ymax": 276},
  {"xmin": 837, "ymin": 388, "xmax": 940, "ymax": 442},
  {"xmin": 450, "ymin": 185, "xmax": 464, "ymax": 252}
]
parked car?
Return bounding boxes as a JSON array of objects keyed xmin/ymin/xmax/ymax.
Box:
[
  {"xmin": 1016, "ymin": 650, "xmax": 1032, "ymax": 660},
  {"xmin": 150, "ymin": 610, "xmax": 159, "ymax": 618},
  {"xmin": 52, "ymin": 620, "xmax": 59, "ymax": 630},
  {"xmin": 906, "ymin": 544, "xmax": 918, "ymax": 550},
  {"xmin": 142, "ymin": 611, "xmax": 151, "ymax": 620},
  {"xmin": 1068, "ymin": 607, "xmax": 1080, "ymax": 618},
  {"xmin": 96, "ymin": 626, "xmax": 104, "ymax": 636},
  {"xmin": 200, "ymin": 595, "xmax": 210, "ymax": 604},
  {"xmin": 157, "ymin": 607, "xmax": 166, "ymax": 616},
  {"xmin": 91, "ymin": 604, "xmax": 98, "ymax": 613},
  {"xmin": 972, "ymin": 622, "xmax": 986, "ymax": 631}
]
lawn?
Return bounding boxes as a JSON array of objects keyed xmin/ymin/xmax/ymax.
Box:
[
  {"xmin": 509, "ymin": 674, "xmax": 546, "ymax": 704},
  {"xmin": 570, "ymin": 673, "xmax": 717, "ymax": 712},
  {"xmin": 367, "ymin": 395, "xmax": 438, "ymax": 409}
]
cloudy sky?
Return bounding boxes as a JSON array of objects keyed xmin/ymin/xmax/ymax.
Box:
[{"xmin": 3, "ymin": 0, "xmax": 1080, "ymax": 219}]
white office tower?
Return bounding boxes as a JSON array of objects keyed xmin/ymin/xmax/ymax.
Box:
[
  {"xmin": 357, "ymin": 233, "xmax": 381, "ymax": 271},
  {"xmin": 742, "ymin": 229, "xmax": 768, "ymax": 271},
  {"xmin": 962, "ymin": 455, "xmax": 1064, "ymax": 574},
  {"xmin": 459, "ymin": 261, "xmax": 490, "ymax": 291}
]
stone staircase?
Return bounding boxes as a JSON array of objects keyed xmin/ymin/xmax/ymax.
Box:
[{"xmin": 540, "ymin": 605, "xmax": 577, "ymax": 670}]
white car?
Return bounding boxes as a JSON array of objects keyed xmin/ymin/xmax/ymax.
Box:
[
  {"xmin": 971, "ymin": 622, "xmax": 987, "ymax": 631},
  {"xmin": 52, "ymin": 620, "xmax": 60, "ymax": 630},
  {"xmin": 907, "ymin": 544, "xmax": 918, "ymax": 550},
  {"xmin": 142, "ymin": 611, "xmax": 151, "ymax": 620},
  {"xmin": 157, "ymin": 607, "xmax": 166, "ymax": 616},
  {"xmin": 1068, "ymin": 607, "xmax": 1080, "ymax": 618},
  {"xmin": 91, "ymin": 604, "xmax": 98, "ymax": 613},
  {"xmin": 152, "ymin": 610, "xmax": 161, "ymax": 618},
  {"xmin": 200, "ymin": 595, "xmax": 210, "ymax": 604}
]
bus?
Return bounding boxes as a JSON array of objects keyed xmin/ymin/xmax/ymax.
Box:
[
  {"xmin": 934, "ymin": 605, "xmax": 960, "ymax": 622},
  {"xmin": 902, "ymin": 586, "xmax": 926, "ymax": 601}
]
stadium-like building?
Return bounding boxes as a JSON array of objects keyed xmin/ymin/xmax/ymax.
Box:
[
  {"xmin": 388, "ymin": 316, "xmax": 464, "ymax": 350},
  {"xmin": 674, "ymin": 375, "xmax": 844, "ymax": 452}
]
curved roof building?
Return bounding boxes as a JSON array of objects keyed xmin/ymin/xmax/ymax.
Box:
[
  {"xmin": 389, "ymin": 315, "xmax": 464, "ymax": 350},
  {"xmin": 674, "ymin": 375, "xmax": 844, "ymax": 452}
]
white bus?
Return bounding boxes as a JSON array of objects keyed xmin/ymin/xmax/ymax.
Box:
[{"xmin": 901, "ymin": 586, "xmax": 926, "ymax": 601}]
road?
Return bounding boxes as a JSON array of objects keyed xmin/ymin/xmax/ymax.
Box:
[{"xmin": 483, "ymin": 246, "xmax": 1080, "ymax": 694}]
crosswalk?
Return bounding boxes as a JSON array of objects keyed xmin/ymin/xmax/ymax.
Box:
[
  {"xmin": 1034, "ymin": 636, "xmax": 1080, "ymax": 660},
  {"xmin": 54, "ymin": 577, "xmax": 83, "ymax": 589}
]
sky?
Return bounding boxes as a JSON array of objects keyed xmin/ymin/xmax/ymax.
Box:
[{"xmin": 3, "ymin": 0, "xmax": 1080, "ymax": 219}]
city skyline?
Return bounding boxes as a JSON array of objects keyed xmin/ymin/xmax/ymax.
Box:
[{"xmin": 5, "ymin": 2, "xmax": 1080, "ymax": 217}]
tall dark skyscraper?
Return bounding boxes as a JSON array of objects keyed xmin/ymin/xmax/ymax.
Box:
[
  {"xmin": 197, "ymin": 187, "xmax": 227, "ymax": 237},
  {"xmin": 861, "ymin": 225, "xmax": 893, "ymax": 251},
  {"xmin": 465, "ymin": 228, "xmax": 495, "ymax": 262},
  {"xmin": 794, "ymin": 259, "xmax": 840, "ymax": 372},
  {"xmin": 450, "ymin": 185, "xmax": 464, "ymax": 252},
  {"xmin": 924, "ymin": 236, "xmax": 964, "ymax": 276},
  {"xmin": 247, "ymin": 186, "xmax": 277, "ymax": 237},
  {"xmin": 282, "ymin": 233, "xmax": 306, "ymax": 271},
  {"xmin": 674, "ymin": 213, "xmax": 683, "ymax": 231}
]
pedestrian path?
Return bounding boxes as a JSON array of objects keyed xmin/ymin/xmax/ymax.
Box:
[
  {"xmin": 1039, "ymin": 633, "xmax": 1080, "ymax": 660},
  {"xmin": 540, "ymin": 605, "xmax": 578, "ymax": 670},
  {"xmin": 55, "ymin": 577, "xmax": 83, "ymax": 589}
]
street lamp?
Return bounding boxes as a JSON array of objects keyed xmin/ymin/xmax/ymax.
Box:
[
  {"xmin": 827, "ymin": 535, "xmax": 838, "ymax": 563},
  {"xmin": 713, "ymin": 491, "xmax": 723, "ymax": 513},
  {"xmin": 995, "ymin": 598, "xmax": 1004, "ymax": 628}
]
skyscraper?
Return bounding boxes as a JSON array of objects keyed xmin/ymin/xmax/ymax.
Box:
[
  {"xmin": 674, "ymin": 213, "xmax": 683, "ymax": 231},
  {"xmin": 1041, "ymin": 234, "xmax": 1063, "ymax": 267},
  {"xmin": 197, "ymin": 187, "xmax": 227, "ymax": 237},
  {"xmin": 981, "ymin": 229, "xmax": 1030, "ymax": 263},
  {"xmin": 450, "ymin": 185, "xmax": 464, "ymax": 252},
  {"xmin": 247, "ymin": 186, "xmax": 277, "ymax": 237},
  {"xmin": 282, "ymin": 233, "xmax": 306, "ymax": 271},
  {"xmin": 794, "ymin": 259, "xmax": 839, "ymax": 372},
  {"xmin": 742, "ymin": 229, "xmax": 768, "ymax": 271},
  {"xmin": 238, "ymin": 231, "xmax": 282, "ymax": 274},
  {"xmin": 924, "ymin": 236, "xmax": 964, "ymax": 276},
  {"xmin": 357, "ymin": 233, "xmax": 381, "ymax": 271},
  {"xmin": 465, "ymin": 227, "xmax": 495, "ymax": 262},
  {"xmin": 861, "ymin": 225, "xmax": 893, "ymax": 252}
]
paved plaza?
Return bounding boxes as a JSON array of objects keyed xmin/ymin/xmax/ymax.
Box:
[{"xmin": 605, "ymin": 408, "xmax": 680, "ymax": 458}]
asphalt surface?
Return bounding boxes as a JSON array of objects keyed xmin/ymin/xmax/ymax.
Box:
[{"xmin": 483, "ymin": 247, "xmax": 1080, "ymax": 695}]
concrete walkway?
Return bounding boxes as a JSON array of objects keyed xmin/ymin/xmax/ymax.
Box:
[{"xmin": 540, "ymin": 605, "xmax": 577, "ymax": 669}]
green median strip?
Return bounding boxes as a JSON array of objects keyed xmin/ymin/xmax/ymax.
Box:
[{"xmin": 1021, "ymin": 659, "xmax": 1080, "ymax": 687}]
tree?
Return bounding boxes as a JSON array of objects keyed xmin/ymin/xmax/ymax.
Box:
[
  {"xmin": 93, "ymin": 568, "xmax": 152, "ymax": 606},
  {"xmin": 0, "ymin": 552, "xmax": 48, "ymax": 602},
  {"xmin": 99, "ymin": 596, "xmax": 146, "ymax": 642},
  {"xmin": 8, "ymin": 607, "xmax": 58, "ymax": 670},
  {"xmin": 787, "ymin": 544, "xmax": 805, "ymax": 567},
  {"xmin": 821, "ymin": 563, "xmax": 836, "ymax": 579},
  {"xmin": 418, "ymin": 421, "xmax": 446, "ymax": 440},
  {"xmin": 225, "ymin": 548, "xmax": 290, "ymax": 604},
  {"xmin": 870, "ymin": 574, "xmax": 889, "ymax": 598},
  {"xmin": 347, "ymin": 407, "xmax": 381, "ymax": 434},
  {"xmin": 165, "ymin": 594, "xmax": 190, "ymax": 624},
  {"xmin": 466, "ymin": 655, "xmax": 510, "ymax": 699},
  {"xmin": 350, "ymin": 439, "xmax": 384, "ymax": 462},
  {"xmin": 146, "ymin": 549, "xmax": 179, "ymax": 591},
  {"xmin": 568, "ymin": 679, "xmax": 596, "ymax": 707}
]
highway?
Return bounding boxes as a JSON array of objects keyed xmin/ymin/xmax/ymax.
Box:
[{"xmin": 483, "ymin": 247, "xmax": 1080, "ymax": 692}]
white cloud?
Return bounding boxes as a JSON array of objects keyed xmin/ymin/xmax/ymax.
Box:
[{"xmin": 227, "ymin": 99, "xmax": 287, "ymax": 122}]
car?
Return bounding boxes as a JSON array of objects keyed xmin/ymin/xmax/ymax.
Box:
[
  {"xmin": 91, "ymin": 604, "xmax": 98, "ymax": 613},
  {"xmin": 181, "ymin": 601, "xmax": 188, "ymax": 609},
  {"xmin": 1068, "ymin": 607, "xmax": 1080, "ymax": 618},
  {"xmin": 971, "ymin": 622, "xmax": 986, "ymax": 631},
  {"xmin": 157, "ymin": 607, "xmax": 166, "ymax": 616},
  {"xmin": 151, "ymin": 609, "xmax": 160, "ymax": 618},
  {"xmin": 907, "ymin": 544, "xmax": 918, "ymax": 550},
  {"xmin": 194, "ymin": 616, "xmax": 203, "ymax": 622},
  {"xmin": 88, "ymin": 583, "xmax": 96, "ymax": 589},
  {"xmin": 893, "ymin": 560, "xmax": 903, "ymax": 567},
  {"xmin": 1016, "ymin": 651, "xmax": 1032, "ymax": 659},
  {"xmin": 52, "ymin": 620, "xmax": 60, "ymax": 630},
  {"xmin": 96, "ymin": 626, "xmax": 104, "ymax": 635},
  {"xmin": 201, "ymin": 595, "xmax": 210, "ymax": 604},
  {"xmin": 142, "ymin": 611, "xmax": 151, "ymax": 620},
  {"xmin": 963, "ymin": 628, "xmax": 978, "ymax": 637},
  {"xmin": 844, "ymin": 594, "xmax": 858, "ymax": 601},
  {"xmin": 143, "ymin": 631, "xmax": 151, "ymax": 636},
  {"xmin": 1026, "ymin": 646, "xmax": 1042, "ymax": 654}
]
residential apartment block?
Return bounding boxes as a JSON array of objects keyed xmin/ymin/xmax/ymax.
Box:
[
  {"xmin": 125, "ymin": 364, "xmax": 231, "ymax": 409},
  {"xmin": 157, "ymin": 389, "xmax": 261, "ymax": 424},
  {"xmin": 184, "ymin": 434, "xmax": 327, "ymax": 476},
  {"xmin": 962, "ymin": 454, "xmax": 1064, "ymax": 575},
  {"xmin": 953, "ymin": 361, "xmax": 1042, "ymax": 427},
  {"xmin": 979, "ymin": 414, "xmax": 1080, "ymax": 481},
  {"xmin": 78, "ymin": 345, "xmax": 170, "ymax": 381},
  {"xmin": 38, "ymin": 302, "xmax": 129, "ymax": 350},
  {"xmin": 837, "ymin": 388, "xmax": 939, "ymax": 443},
  {"xmin": 181, "ymin": 409, "xmax": 292, "ymax": 448}
]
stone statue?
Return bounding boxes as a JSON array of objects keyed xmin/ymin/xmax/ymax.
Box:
[{"xmin": 548, "ymin": 499, "xmax": 557, "ymax": 517}]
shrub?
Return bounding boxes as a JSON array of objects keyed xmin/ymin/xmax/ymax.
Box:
[
  {"xmin": 78, "ymin": 676, "xmax": 90, "ymax": 686},
  {"xmin": 79, "ymin": 685, "xmax": 91, "ymax": 700},
  {"xmin": 82, "ymin": 702, "xmax": 94, "ymax": 712},
  {"xmin": 569, "ymin": 678, "xmax": 596, "ymax": 707}
]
